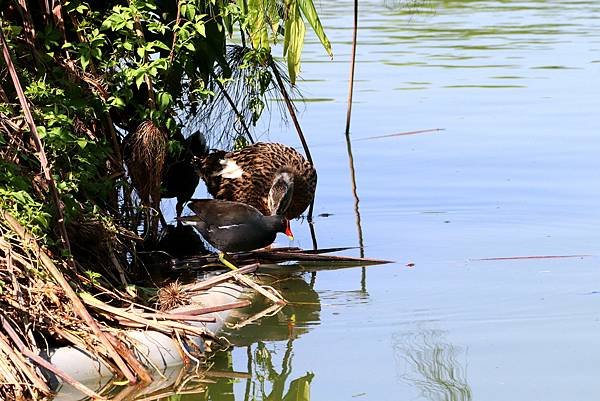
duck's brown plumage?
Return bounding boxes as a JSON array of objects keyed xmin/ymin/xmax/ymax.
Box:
[{"xmin": 196, "ymin": 143, "xmax": 316, "ymax": 219}]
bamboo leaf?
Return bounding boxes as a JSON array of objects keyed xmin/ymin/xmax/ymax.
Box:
[
  {"xmin": 284, "ymin": 3, "xmax": 305, "ymax": 85},
  {"xmin": 247, "ymin": 0, "xmax": 270, "ymax": 50},
  {"xmin": 298, "ymin": 0, "xmax": 332, "ymax": 58}
]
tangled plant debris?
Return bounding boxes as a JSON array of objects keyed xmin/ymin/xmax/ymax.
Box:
[{"xmin": 0, "ymin": 0, "xmax": 332, "ymax": 399}]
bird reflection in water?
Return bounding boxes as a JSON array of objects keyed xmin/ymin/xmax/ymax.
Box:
[{"xmin": 393, "ymin": 328, "xmax": 472, "ymax": 401}]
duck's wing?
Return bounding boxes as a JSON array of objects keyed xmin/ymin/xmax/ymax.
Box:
[{"xmin": 187, "ymin": 199, "xmax": 264, "ymax": 226}]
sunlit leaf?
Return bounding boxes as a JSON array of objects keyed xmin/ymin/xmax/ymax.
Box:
[
  {"xmin": 284, "ymin": 1, "xmax": 306, "ymax": 85},
  {"xmin": 298, "ymin": 0, "xmax": 332, "ymax": 57},
  {"xmin": 247, "ymin": 0, "xmax": 271, "ymax": 50},
  {"xmin": 157, "ymin": 92, "xmax": 173, "ymax": 111}
]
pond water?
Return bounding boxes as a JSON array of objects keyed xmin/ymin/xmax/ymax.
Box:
[{"xmin": 173, "ymin": 1, "xmax": 600, "ymax": 400}]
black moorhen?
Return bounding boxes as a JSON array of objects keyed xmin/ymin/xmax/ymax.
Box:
[{"xmin": 179, "ymin": 199, "xmax": 294, "ymax": 269}]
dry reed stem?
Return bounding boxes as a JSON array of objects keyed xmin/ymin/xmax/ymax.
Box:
[
  {"xmin": 232, "ymin": 273, "xmax": 286, "ymax": 305},
  {"xmin": 80, "ymin": 293, "xmax": 212, "ymax": 338},
  {"xmin": 1, "ymin": 317, "xmax": 104, "ymax": 399},
  {"xmin": 169, "ymin": 300, "xmax": 251, "ymax": 316},
  {"xmin": 0, "ymin": 331, "xmax": 50, "ymax": 394},
  {"xmin": 0, "ymin": 28, "xmax": 74, "ymax": 264},
  {"xmin": 1, "ymin": 211, "xmax": 143, "ymax": 383},
  {"xmin": 179, "ymin": 264, "xmax": 259, "ymax": 293},
  {"xmin": 228, "ymin": 303, "xmax": 285, "ymax": 330}
]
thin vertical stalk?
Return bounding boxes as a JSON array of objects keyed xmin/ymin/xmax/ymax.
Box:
[
  {"xmin": 0, "ymin": 28, "xmax": 73, "ymax": 262},
  {"xmin": 344, "ymin": 133, "xmax": 367, "ymax": 292},
  {"xmin": 344, "ymin": 0, "xmax": 358, "ymax": 135},
  {"xmin": 270, "ymin": 58, "xmax": 318, "ymax": 249},
  {"xmin": 270, "ymin": 59, "xmax": 313, "ymax": 166}
]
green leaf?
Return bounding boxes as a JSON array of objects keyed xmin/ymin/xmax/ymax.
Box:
[
  {"xmin": 194, "ymin": 21, "xmax": 206, "ymax": 37},
  {"xmin": 80, "ymin": 51, "xmax": 90, "ymax": 71},
  {"xmin": 284, "ymin": 2, "xmax": 306, "ymax": 85},
  {"xmin": 109, "ymin": 96, "xmax": 127, "ymax": 109},
  {"xmin": 157, "ymin": 92, "xmax": 173, "ymax": 111},
  {"xmin": 76, "ymin": 139, "xmax": 88, "ymax": 149},
  {"xmin": 37, "ymin": 126, "xmax": 47, "ymax": 138},
  {"xmin": 298, "ymin": 0, "xmax": 332, "ymax": 57},
  {"xmin": 247, "ymin": 0, "xmax": 270, "ymax": 51},
  {"xmin": 135, "ymin": 72, "xmax": 145, "ymax": 89}
]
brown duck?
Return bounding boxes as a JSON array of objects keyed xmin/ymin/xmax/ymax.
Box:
[{"xmin": 195, "ymin": 142, "xmax": 317, "ymax": 219}]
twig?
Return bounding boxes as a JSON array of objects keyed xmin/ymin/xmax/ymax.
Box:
[
  {"xmin": 229, "ymin": 302, "xmax": 284, "ymax": 329},
  {"xmin": 179, "ymin": 264, "xmax": 259, "ymax": 292},
  {"xmin": 169, "ymin": 300, "xmax": 251, "ymax": 315},
  {"xmin": 1, "ymin": 211, "xmax": 143, "ymax": 384},
  {"xmin": 0, "ymin": 28, "xmax": 74, "ymax": 265},
  {"xmin": 1, "ymin": 316, "xmax": 105, "ymax": 400},
  {"xmin": 168, "ymin": 1, "xmax": 183, "ymax": 64},
  {"xmin": 269, "ymin": 58, "xmax": 313, "ymax": 166},
  {"xmin": 0, "ymin": 330, "xmax": 50, "ymax": 394},
  {"xmin": 80, "ymin": 293, "xmax": 211, "ymax": 337},
  {"xmin": 353, "ymin": 128, "xmax": 443, "ymax": 141},
  {"xmin": 233, "ymin": 273, "xmax": 286, "ymax": 305}
]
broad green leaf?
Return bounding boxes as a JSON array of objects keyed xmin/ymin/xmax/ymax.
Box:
[
  {"xmin": 284, "ymin": 2, "xmax": 305, "ymax": 85},
  {"xmin": 135, "ymin": 72, "xmax": 145, "ymax": 89},
  {"xmin": 194, "ymin": 21, "xmax": 206, "ymax": 37},
  {"xmin": 298, "ymin": 0, "xmax": 332, "ymax": 57},
  {"xmin": 76, "ymin": 139, "xmax": 88, "ymax": 149},
  {"xmin": 80, "ymin": 51, "xmax": 90, "ymax": 71},
  {"xmin": 247, "ymin": 0, "xmax": 270, "ymax": 51},
  {"xmin": 157, "ymin": 92, "xmax": 173, "ymax": 111}
]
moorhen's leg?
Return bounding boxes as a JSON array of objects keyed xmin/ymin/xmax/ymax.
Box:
[{"xmin": 218, "ymin": 252, "xmax": 239, "ymax": 270}]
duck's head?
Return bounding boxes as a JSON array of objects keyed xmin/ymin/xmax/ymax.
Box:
[{"xmin": 269, "ymin": 171, "xmax": 294, "ymax": 216}]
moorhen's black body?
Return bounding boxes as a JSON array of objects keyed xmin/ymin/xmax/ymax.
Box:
[
  {"xmin": 194, "ymin": 142, "xmax": 317, "ymax": 219},
  {"xmin": 179, "ymin": 199, "xmax": 294, "ymax": 253}
]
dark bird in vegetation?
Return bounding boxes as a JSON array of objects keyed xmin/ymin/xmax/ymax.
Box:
[
  {"xmin": 161, "ymin": 131, "xmax": 207, "ymax": 219},
  {"xmin": 179, "ymin": 199, "xmax": 294, "ymax": 268},
  {"xmin": 194, "ymin": 142, "xmax": 317, "ymax": 220}
]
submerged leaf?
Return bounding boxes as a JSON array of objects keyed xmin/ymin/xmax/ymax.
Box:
[{"xmin": 282, "ymin": 372, "xmax": 315, "ymax": 401}]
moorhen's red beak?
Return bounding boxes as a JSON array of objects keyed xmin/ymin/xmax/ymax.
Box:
[{"xmin": 284, "ymin": 220, "xmax": 294, "ymax": 241}]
